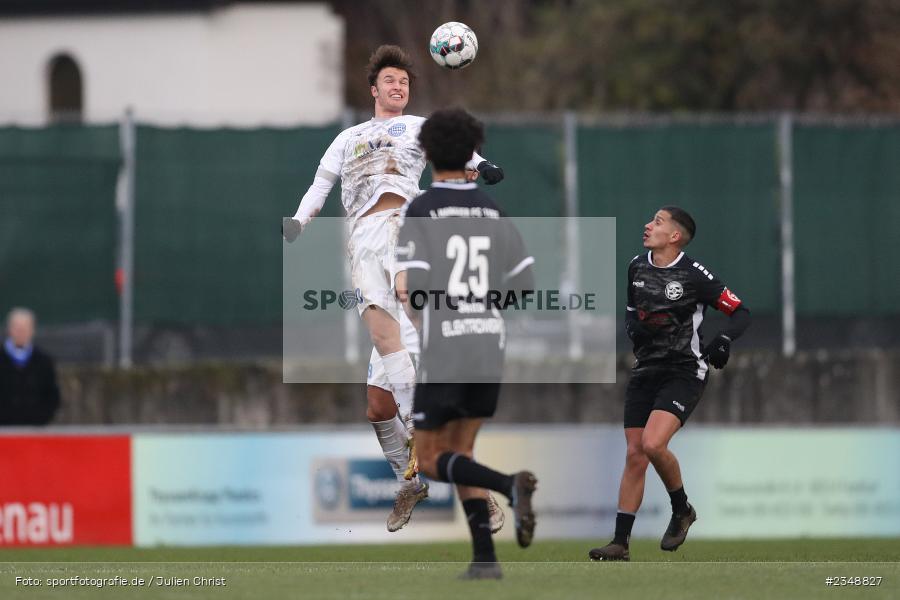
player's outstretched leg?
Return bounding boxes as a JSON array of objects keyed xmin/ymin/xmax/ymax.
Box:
[
  {"xmin": 643, "ymin": 412, "xmax": 695, "ymax": 551},
  {"xmin": 367, "ymin": 385, "xmax": 427, "ymax": 532},
  {"xmin": 428, "ymin": 452, "xmax": 537, "ymax": 548}
]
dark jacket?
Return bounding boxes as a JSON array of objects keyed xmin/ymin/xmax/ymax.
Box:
[{"xmin": 0, "ymin": 347, "xmax": 60, "ymax": 425}]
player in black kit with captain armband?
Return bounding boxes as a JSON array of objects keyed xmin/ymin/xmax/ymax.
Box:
[{"xmin": 589, "ymin": 206, "xmax": 751, "ymax": 562}]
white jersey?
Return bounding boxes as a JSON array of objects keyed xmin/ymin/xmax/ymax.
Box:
[
  {"xmin": 293, "ymin": 114, "xmax": 485, "ymax": 229},
  {"xmin": 322, "ymin": 115, "xmax": 426, "ymax": 225}
]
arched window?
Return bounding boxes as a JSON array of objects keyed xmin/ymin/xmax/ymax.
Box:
[{"xmin": 48, "ymin": 54, "xmax": 83, "ymax": 123}]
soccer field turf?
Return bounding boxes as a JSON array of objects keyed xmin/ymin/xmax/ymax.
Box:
[{"xmin": 1, "ymin": 539, "xmax": 898, "ymax": 600}]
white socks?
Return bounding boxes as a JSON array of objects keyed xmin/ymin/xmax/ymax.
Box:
[
  {"xmin": 371, "ymin": 416, "xmax": 410, "ymax": 482},
  {"xmin": 369, "ymin": 350, "xmax": 419, "ymax": 483}
]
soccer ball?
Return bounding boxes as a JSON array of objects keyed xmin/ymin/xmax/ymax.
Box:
[{"xmin": 429, "ymin": 22, "xmax": 478, "ymax": 70}]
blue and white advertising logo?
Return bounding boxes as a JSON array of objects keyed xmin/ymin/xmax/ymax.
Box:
[
  {"xmin": 347, "ymin": 459, "xmax": 452, "ymax": 510},
  {"xmin": 314, "ymin": 465, "xmax": 342, "ymax": 511}
]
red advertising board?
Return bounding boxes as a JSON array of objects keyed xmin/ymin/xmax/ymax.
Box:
[{"xmin": 0, "ymin": 436, "xmax": 132, "ymax": 545}]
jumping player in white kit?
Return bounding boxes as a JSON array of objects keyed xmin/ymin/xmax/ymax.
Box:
[{"xmin": 282, "ymin": 45, "xmax": 506, "ymax": 532}]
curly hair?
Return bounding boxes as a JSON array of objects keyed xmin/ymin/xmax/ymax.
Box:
[
  {"xmin": 366, "ymin": 45, "xmax": 415, "ymax": 87},
  {"xmin": 419, "ymin": 108, "xmax": 485, "ymax": 171}
]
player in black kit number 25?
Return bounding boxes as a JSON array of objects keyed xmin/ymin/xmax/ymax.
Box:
[
  {"xmin": 393, "ymin": 108, "xmax": 538, "ymax": 581},
  {"xmin": 589, "ymin": 206, "xmax": 751, "ymax": 562}
]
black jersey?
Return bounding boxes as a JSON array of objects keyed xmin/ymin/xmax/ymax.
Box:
[
  {"xmin": 395, "ymin": 182, "xmax": 534, "ymax": 382},
  {"xmin": 627, "ymin": 251, "xmax": 743, "ymax": 379}
]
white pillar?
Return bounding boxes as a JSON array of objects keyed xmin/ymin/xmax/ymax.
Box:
[
  {"xmin": 117, "ymin": 107, "xmax": 136, "ymax": 368},
  {"xmin": 563, "ymin": 111, "xmax": 583, "ymax": 360},
  {"xmin": 778, "ymin": 113, "xmax": 796, "ymax": 357}
]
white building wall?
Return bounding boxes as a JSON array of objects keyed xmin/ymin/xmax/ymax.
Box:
[{"xmin": 0, "ymin": 3, "xmax": 343, "ymax": 126}]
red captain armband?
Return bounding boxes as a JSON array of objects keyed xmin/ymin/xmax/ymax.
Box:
[{"xmin": 716, "ymin": 288, "xmax": 742, "ymax": 315}]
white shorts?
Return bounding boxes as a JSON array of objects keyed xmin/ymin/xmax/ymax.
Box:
[{"xmin": 348, "ymin": 209, "xmax": 405, "ymax": 322}]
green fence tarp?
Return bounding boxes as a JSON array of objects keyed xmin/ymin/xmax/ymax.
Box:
[
  {"xmin": 2, "ymin": 121, "xmax": 899, "ymax": 328},
  {"xmin": 133, "ymin": 125, "xmax": 341, "ymax": 326},
  {"xmin": 0, "ymin": 125, "xmax": 120, "ymax": 324},
  {"xmin": 577, "ymin": 123, "xmax": 781, "ymax": 316},
  {"xmin": 793, "ymin": 125, "xmax": 900, "ymax": 316},
  {"xmin": 483, "ymin": 124, "xmax": 565, "ymax": 218}
]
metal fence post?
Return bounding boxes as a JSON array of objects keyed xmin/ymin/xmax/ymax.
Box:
[
  {"xmin": 117, "ymin": 107, "xmax": 136, "ymax": 369},
  {"xmin": 563, "ymin": 111, "xmax": 583, "ymax": 360},
  {"xmin": 777, "ymin": 113, "xmax": 796, "ymax": 357}
]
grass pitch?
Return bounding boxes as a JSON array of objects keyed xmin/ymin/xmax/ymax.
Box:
[{"xmin": 1, "ymin": 539, "xmax": 898, "ymax": 600}]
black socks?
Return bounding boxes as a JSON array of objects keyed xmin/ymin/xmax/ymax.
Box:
[
  {"xmin": 463, "ymin": 498, "xmax": 496, "ymax": 562},
  {"xmin": 613, "ymin": 511, "xmax": 635, "ymax": 546},
  {"xmin": 669, "ymin": 486, "xmax": 689, "ymax": 515},
  {"xmin": 436, "ymin": 452, "xmax": 514, "ymax": 500}
]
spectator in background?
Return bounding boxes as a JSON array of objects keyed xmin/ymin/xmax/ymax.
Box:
[{"xmin": 0, "ymin": 308, "xmax": 60, "ymax": 425}]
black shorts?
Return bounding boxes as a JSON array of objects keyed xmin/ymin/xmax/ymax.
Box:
[
  {"xmin": 624, "ymin": 368, "xmax": 707, "ymax": 428},
  {"xmin": 412, "ymin": 382, "xmax": 501, "ymax": 431}
]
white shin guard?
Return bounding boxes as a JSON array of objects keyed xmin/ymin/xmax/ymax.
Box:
[
  {"xmin": 382, "ymin": 350, "xmax": 416, "ymax": 386},
  {"xmin": 381, "ymin": 349, "xmax": 417, "ymax": 432}
]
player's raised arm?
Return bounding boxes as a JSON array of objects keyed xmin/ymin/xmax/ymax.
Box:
[
  {"xmin": 282, "ymin": 130, "xmax": 346, "ymax": 242},
  {"xmin": 466, "ymin": 150, "xmax": 504, "ymax": 185}
]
